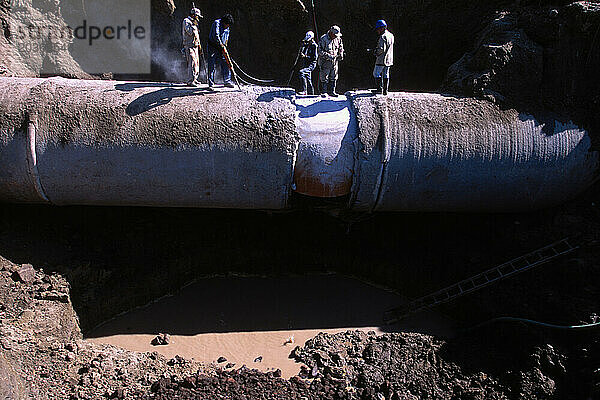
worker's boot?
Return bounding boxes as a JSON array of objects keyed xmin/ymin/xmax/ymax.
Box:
[
  {"xmin": 373, "ymin": 77, "xmax": 383, "ymax": 94},
  {"xmin": 328, "ymin": 80, "xmax": 339, "ymax": 97},
  {"xmin": 298, "ymin": 77, "xmax": 307, "ymax": 95},
  {"xmin": 383, "ymin": 78, "xmax": 389, "ymax": 95},
  {"xmin": 320, "ymin": 81, "xmax": 327, "ymax": 97}
]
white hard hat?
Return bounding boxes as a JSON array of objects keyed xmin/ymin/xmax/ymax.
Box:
[
  {"xmin": 190, "ymin": 7, "xmax": 203, "ymax": 18},
  {"xmin": 329, "ymin": 25, "xmax": 342, "ymax": 37},
  {"xmin": 304, "ymin": 31, "xmax": 314, "ymax": 41}
]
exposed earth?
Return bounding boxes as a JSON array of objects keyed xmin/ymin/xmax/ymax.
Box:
[{"xmin": 0, "ymin": 181, "xmax": 599, "ymax": 398}]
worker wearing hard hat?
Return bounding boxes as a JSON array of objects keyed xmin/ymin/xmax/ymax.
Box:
[
  {"xmin": 182, "ymin": 6, "xmax": 203, "ymax": 87},
  {"xmin": 207, "ymin": 14, "xmax": 235, "ymax": 88},
  {"xmin": 372, "ymin": 19, "xmax": 394, "ymax": 95},
  {"xmin": 298, "ymin": 31, "xmax": 318, "ymax": 95},
  {"xmin": 318, "ymin": 25, "xmax": 344, "ymax": 97}
]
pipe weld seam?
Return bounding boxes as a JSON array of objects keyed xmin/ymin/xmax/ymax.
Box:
[
  {"xmin": 26, "ymin": 119, "xmax": 50, "ymax": 203},
  {"xmin": 372, "ymin": 102, "xmax": 390, "ymax": 212},
  {"xmin": 348, "ymin": 97, "xmax": 362, "ymax": 208}
]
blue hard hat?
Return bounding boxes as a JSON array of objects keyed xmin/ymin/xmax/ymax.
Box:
[{"xmin": 375, "ymin": 20, "xmax": 387, "ymax": 29}]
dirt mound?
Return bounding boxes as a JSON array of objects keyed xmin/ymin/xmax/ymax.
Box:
[
  {"xmin": 0, "ymin": 257, "xmax": 206, "ymax": 399},
  {"xmin": 441, "ymin": 1, "xmax": 600, "ymax": 143},
  {"xmin": 146, "ymin": 368, "xmax": 350, "ymax": 400},
  {"xmin": 293, "ymin": 330, "xmax": 555, "ymax": 399},
  {"xmin": 147, "ymin": 328, "xmax": 600, "ymax": 399}
]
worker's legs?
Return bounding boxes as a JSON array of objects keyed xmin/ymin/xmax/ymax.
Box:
[
  {"xmin": 307, "ymin": 63, "xmax": 316, "ymax": 95},
  {"xmin": 190, "ymin": 47, "xmax": 200, "ymax": 85},
  {"xmin": 300, "ymin": 76, "xmax": 308, "ymax": 95},
  {"xmin": 299, "ymin": 64, "xmax": 315, "ymax": 95},
  {"xmin": 207, "ymin": 51, "xmax": 217, "ymax": 87},
  {"xmin": 319, "ymin": 62, "xmax": 331, "ymax": 97},
  {"xmin": 220, "ymin": 56, "xmax": 233, "ymax": 86},
  {"xmin": 318, "ymin": 62, "xmax": 330, "ymax": 83},
  {"xmin": 185, "ymin": 49, "xmax": 192, "ymax": 84},
  {"xmin": 208, "ymin": 51, "xmax": 232, "ymax": 87},
  {"xmin": 298, "ymin": 67, "xmax": 309, "ymax": 94},
  {"xmin": 328, "ymin": 62, "xmax": 339, "ymax": 97},
  {"xmin": 319, "ymin": 81, "xmax": 326, "ymax": 97},
  {"xmin": 328, "ymin": 79, "xmax": 338, "ymax": 97},
  {"xmin": 373, "ymin": 65, "xmax": 390, "ymax": 95},
  {"xmin": 381, "ymin": 66, "xmax": 390, "ymax": 95},
  {"xmin": 373, "ymin": 65, "xmax": 383, "ymax": 94},
  {"xmin": 185, "ymin": 47, "xmax": 200, "ymax": 85}
]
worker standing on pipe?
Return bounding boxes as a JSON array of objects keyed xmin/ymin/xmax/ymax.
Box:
[
  {"xmin": 298, "ymin": 31, "xmax": 318, "ymax": 95},
  {"xmin": 318, "ymin": 25, "xmax": 344, "ymax": 97},
  {"xmin": 372, "ymin": 20, "xmax": 394, "ymax": 95},
  {"xmin": 207, "ymin": 14, "xmax": 235, "ymax": 89},
  {"xmin": 182, "ymin": 6, "xmax": 203, "ymax": 87}
]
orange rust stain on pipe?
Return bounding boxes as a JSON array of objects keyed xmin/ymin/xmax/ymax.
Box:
[{"xmin": 293, "ymin": 170, "xmax": 352, "ymax": 198}]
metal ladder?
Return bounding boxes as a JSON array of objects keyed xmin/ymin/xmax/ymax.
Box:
[{"xmin": 384, "ymin": 238, "xmax": 579, "ymax": 325}]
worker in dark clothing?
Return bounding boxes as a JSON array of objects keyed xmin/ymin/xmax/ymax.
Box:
[
  {"xmin": 207, "ymin": 14, "xmax": 235, "ymax": 88},
  {"xmin": 298, "ymin": 31, "xmax": 318, "ymax": 95}
]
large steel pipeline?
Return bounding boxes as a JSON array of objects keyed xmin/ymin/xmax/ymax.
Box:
[
  {"xmin": 349, "ymin": 92, "xmax": 599, "ymax": 212},
  {"xmin": 0, "ymin": 77, "xmax": 597, "ymax": 212},
  {"xmin": 0, "ymin": 78, "xmax": 298, "ymax": 209}
]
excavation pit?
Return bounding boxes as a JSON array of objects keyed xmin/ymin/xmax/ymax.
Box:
[
  {"xmin": 0, "ymin": 200, "xmax": 599, "ymax": 398},
  {"xmin": 86, "ymin": 274, "xmax": 454, "ymax": 378}
]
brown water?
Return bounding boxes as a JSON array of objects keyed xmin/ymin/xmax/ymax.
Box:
[{"xmin": 87, "ymin": 274, "xmax": 454, "ymax": 378}]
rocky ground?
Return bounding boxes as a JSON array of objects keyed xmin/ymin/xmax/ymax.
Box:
[
  {"xmin": 147, "ymin": 329, "xmax": 597, "ymax": 400},
  {"xmin": 0, "ymin": 257, "xmax": 207, "ymax": 399},
  {"xmin": 2, "ymin": 257, "xmax": 596, "ymax": 400}
]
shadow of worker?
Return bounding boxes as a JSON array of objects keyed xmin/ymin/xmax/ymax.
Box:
[
  {"xmin": 115, "ymin": 82, "xmax": 178, "ymax": 92},
  {"xmin": 296, "ymin": 99, "xmax": 349, "ymax": 118},
  {"xmin": 122, "ymin": 86, "xmax": 216, "ymax": 116}
]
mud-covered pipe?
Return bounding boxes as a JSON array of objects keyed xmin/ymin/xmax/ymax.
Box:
[
  {"xmin": 0, "ymin": 77, "xmax": 597, "ymax": 211},
  {"xmin": 349, "ymin": 92, "xmax": 599, "ymax": 212},
  {"xmin": 0, "ymin": 78, "xmax": 299, "ymax": 208}
]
